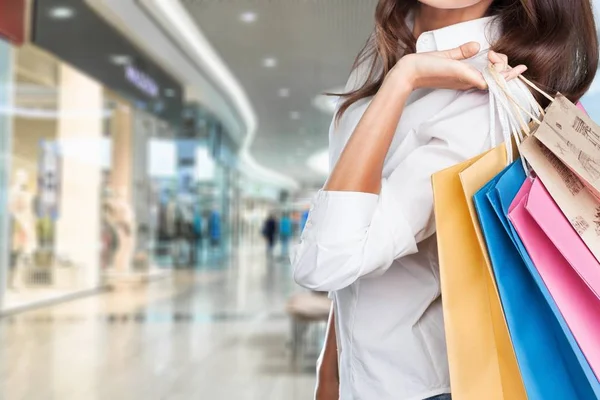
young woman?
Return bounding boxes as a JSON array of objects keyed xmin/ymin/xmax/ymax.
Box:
[{"xmin": 292, "ymin": 1, "xmax": 598, "ymax": 399}]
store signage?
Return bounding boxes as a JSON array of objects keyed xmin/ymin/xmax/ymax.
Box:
[
  {"xmin": 32, "ymin": 0, "xmax": 183, "ymax": 126},
  {"xmin": 0, "ymin": 0, "xmax": 26, "ymax": 45},
  {"xmin": 125, "ymin": 65, "xmax": 159, "ymax": 98}
]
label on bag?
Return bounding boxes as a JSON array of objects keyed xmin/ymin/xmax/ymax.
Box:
[
  {"xmin": 521, "ymin": 136, "xmax": 600, "ymax": 262},
  {"xmin": 534, "ymin": 95, "xmax": 600, "ymax": 201}
]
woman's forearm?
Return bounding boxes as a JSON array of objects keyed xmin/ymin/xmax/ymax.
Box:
[
  {"xmin": 325, "ymin": 68, "xmax": 413, "ymax": 194},
  {"xmin": 317, "ymin": 305, "xmax": 339, "ymax": 381}
]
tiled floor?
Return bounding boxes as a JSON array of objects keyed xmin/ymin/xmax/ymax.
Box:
[{"xmin": 0, "ymin": 243, "xmax": 317, "ymax": 400}]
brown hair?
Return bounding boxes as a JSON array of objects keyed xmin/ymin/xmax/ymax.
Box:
[{"xmin": 336, "ymin": 0, "xmax": 599, "ymax": 119}]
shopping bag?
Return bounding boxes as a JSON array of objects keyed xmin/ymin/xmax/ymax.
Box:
[
  {"xmin": 514, "ymin": 178, "xmax": 600, "ymax": 376},
  {"xmin": 471, "ymin": 160, "xmax": 599, "ymax": 399},
  {"xmin": 533, "ymin": 95, "xmax": 600, "ymax": 199},
  {"xmin": 526, "ymin": 178, "xmax": 600, "ymax": 298},
  {"xmin": 432, "ymin": 148, "xmax": 526, "ymax": 400},
  {"xmin": 495, "ymin": 163, "xmax": 600, "ymax": 397},
  {"xmin": 520, "ymin": 136, "xmax": 600, "ymax": 261}
]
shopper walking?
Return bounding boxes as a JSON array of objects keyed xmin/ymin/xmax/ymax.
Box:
[
  {"xmin": 279, "ymin": 212, "xmax": 293, "ymax": 258},
  {"xmin": 292, "ymin": 1, "xmax": 597, "ymax": 399},
  {"xmin": 262, "ymin": 213, "xmax": 278, "ymax": 257}
]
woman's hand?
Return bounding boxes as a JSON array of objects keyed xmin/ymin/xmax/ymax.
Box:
[
  {"xmin": 324, "ymin": 43, "xmax": 528, "ymax": 194},
  {"xmin": 391, "ymin": 42, "xmax": 527, "ymax": 91}
]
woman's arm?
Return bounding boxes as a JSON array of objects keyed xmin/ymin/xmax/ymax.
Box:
[
  {"xmin": 315, "ymin": 305, "xmax": 339, "ymax": 400},
  {"xmin": 325, "ymin": 42, "xmax": 489, "ymax": 193},
  {"xmin": 293, "ymin": 47, "xmax": 525, "ymax": 292}
]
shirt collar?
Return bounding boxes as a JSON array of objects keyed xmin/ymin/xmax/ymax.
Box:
[{"xmin": 415, "ymin": 16, "xmax": 499, "ymax": 53}]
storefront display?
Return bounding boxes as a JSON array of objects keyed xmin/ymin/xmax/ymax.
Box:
[
  {"xmin": 0, "ymin": 43, "xmax": 105, "ymax": 310},
  {"xmin": 0, "ymin": 0, "xmax": 183, "ymax": 311}
]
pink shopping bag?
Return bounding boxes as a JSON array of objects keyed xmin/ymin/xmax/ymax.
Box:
[
  {"xmin": 525, "ymin": 179, "xmax": 600, "ymax": 299},
  {"xmin": 508, "ymin": 178, "xmax": 600, "ymax": 380}
]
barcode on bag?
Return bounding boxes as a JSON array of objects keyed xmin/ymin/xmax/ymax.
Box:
[
  {"xmin": 570, "ymin": 216, "xmax": 590, "ymax": 235},
  {"xmin": 538, "ymin": 141, "xmax": 584, "ymax": 196}
]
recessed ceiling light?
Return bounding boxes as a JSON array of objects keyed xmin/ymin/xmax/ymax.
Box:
[
  {"xmin": 290, "ymin": 111, "xmax": 301, "ymax": 120},
  {"xmin": 262, "ymin": 57, "xmax": 278, "ymax": 68},
  {"xmin": 49, "ymin": 6, "xmax": 75, "ymax": 20},
  {"xmin": 239, "ymin": 11, "xmax": 257, "ymax": 23},
  {"xmin": 109, "ymin": 54, "xmax": 132, "ymax": 66},
  {"xmin": 278, "ymin": 88, "xmax": 290, "ymax": 98},
  {"xmin": 165, "ymin": 88, "xmax": 176, "ymax": 97}
]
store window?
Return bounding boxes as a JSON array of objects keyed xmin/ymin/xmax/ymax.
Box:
[{"xmin": 3, "ymin": 43, "xmax": 105, "ymax": 310}]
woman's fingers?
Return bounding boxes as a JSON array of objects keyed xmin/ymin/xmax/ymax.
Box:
[
  {"xmin": 489, "ymin": 50, "xmax": 527, "ymax": 81},
  {"xmin": 502, "ymin": 65, "xmax": 528, "ymax": 81},
  {"xmin": 489, "ymin": 50, "xmax": 508, "ymax": 71},
  {"xmin": 443, "ymin": 42, "xmax": 481, "ymax": 60},
  {"xmin": 456, "ymin": 63, "xmax": 487, "ymax": 90}
]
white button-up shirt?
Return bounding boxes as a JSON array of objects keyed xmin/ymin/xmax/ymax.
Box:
[{"xmin": 293, "ymin": 16, "xmax": 534, "ymax": 400}]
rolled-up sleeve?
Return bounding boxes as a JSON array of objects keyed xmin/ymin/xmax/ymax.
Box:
[{"xmin": 293, "ymin": 89, "xmax": 500, "ymax": 292}]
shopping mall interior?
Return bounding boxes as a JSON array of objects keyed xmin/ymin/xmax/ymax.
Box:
[{"xmin": 0, "ymin": 0, "xmax": 600, "ymax": 399}]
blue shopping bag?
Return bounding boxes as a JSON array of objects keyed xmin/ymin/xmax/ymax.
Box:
[{"xmin": 472, "ymin": 161, "xmax": 600, "ymax": 400}]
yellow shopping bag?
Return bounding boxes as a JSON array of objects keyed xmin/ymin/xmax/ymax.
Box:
[{"xmin": 432, "ymin": 145, "xmax": 526, "ymax": 400}]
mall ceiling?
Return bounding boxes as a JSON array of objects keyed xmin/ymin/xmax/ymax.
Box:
[{"xmin": 183, "ymin": 0, "xmax": 378, "ymax": 186}]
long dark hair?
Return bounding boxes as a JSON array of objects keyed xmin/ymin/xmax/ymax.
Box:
[{"xmin": 336, "ymin": 0, "xmax": 598, "ymax": 119}]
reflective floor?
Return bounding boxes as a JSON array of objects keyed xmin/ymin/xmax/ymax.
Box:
[{"xmin": 0, "ymin": 240, "xmax": 316, "ymax": 400}]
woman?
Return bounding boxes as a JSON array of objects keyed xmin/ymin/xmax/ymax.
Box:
[{"xmin": 292, "ymin": 1, "xmax": 598, "ymax": 399}]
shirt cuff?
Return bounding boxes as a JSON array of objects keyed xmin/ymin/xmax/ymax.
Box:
[
  {"xmin": 305, "ymin": 185, "xmax": 418, "ymax": 260},
  {"xmin": 303, "ymin": 190, "xmax": 379, "ymax": 242},
  {"xmin": 378, "ymin": 179, "xmax": 419, "ymax": 260}
]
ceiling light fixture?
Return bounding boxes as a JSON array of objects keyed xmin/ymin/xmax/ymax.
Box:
[
  {"xmin": 239, "ymin": 11, "xmax": 258, "ymax": 23},
  {"xmin": 49, "ymin": 6, "xmax": 75, "ymax": 20},
  {"xmin": 290, "ymin": 111, "xmax": 301, "ymax": 120},
  {"xmin": 278, "ymin": 88, "xmax": 290, "ymax": 98},
  {"xmin": 148, "ymin": 0, "xmax": 298, "ymax": 190},
  {"xmin": 262, "ymin": 57, "xmax": 278, "ymax": 68},
  {"xmin": 109, "ymin": 54, "xmax": 132, "ymax": 66}
]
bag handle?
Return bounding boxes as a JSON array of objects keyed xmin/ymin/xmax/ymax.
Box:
[
  {"xmin": 518, "ymin": 75, "xmax": 555, "ymax": 104},
  {"xmin": 482, "ymin": 64, "xmax": 543, "ymax": 175},
  {"xmin": 486, "ymin": 65, "xmax": 542, "ymax": 130},
  {"xmin": 484, "ymin": 67, "xmax": 522, "ymax": 162}
]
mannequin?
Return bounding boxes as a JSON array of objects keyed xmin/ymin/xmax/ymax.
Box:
[
  {"xmin": 101, "ymin": 187, "xmax": 118, "ymax": 269},
  {"xmin": 8, "ymin": 169, "xmax": 37, "ymax": 288},
  {"xmin": 105, "ymin": 187, "xmax": 136, "ymax": 272}
]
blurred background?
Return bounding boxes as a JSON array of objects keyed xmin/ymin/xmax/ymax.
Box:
[{"xmin": 0, "ymin": 1, "xmax": 599, "ymax": 399}]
